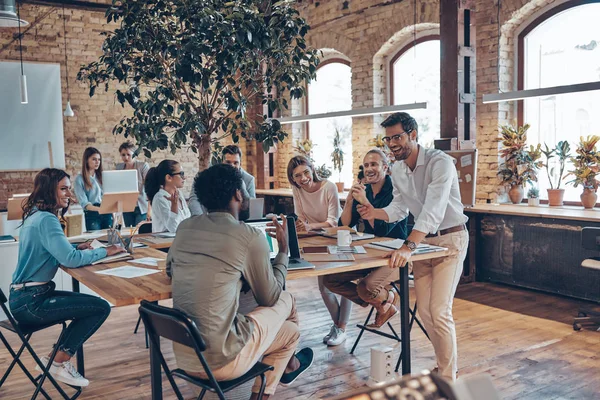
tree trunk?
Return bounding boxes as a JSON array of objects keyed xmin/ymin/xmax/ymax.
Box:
[{"xmin": 195, "ymin": 134, "xmax": 212, "ymax": 171}]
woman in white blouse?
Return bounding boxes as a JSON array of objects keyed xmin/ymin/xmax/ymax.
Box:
[{"xmin": 144, "ymin": 160, "xmax": 190, "ymax": 233}]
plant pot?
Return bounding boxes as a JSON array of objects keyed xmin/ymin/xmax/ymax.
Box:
[
  {"xmin": 547, "ymin": 189, "xmax": 565, "ymax": 206},
  {"xmin": 580, "ymin": 188, "xmax": 597, "ymax": 209},
  {"xmin": 528, "ymin": 198, "xmax": 539, "ymax": 206},
  {"xmin": 335, "ymin": 182, "xmax": 345, "ymax": 193},
  {"xmin": 508, "ymin": 185, "xmax": 524, "ymax": 204}
]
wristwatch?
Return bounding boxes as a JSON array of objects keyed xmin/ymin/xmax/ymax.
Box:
[{"xmin": 404, "ymin": 240, "xmax": 417, "ymax": 252}]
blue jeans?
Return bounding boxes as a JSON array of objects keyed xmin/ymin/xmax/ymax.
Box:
[
  {"xmin": 123, "ymin": 206, "xmax": 147, "ymax": 227},
  {"xmin": 9, "ymin": 281, "xmax": 111, "ymax": 357},
  {"xmin": 84, "ymin": 203, "xmax": 113, "ymax": 231}
]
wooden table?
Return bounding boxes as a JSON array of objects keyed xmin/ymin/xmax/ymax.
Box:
[{"xmin": 62, "ymin": 236, "xmax": 447, "ymax": 399}]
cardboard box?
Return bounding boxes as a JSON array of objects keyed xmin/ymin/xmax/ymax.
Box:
[{"xmin": 64, "ymin": 214, "xmax": 83, "ymax": 238}]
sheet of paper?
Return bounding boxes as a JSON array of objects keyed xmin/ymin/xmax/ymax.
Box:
[
  {"xmin": 465, "ymin": 174, "xmax": 472, "ymax": 183},
  {"xmin": 95, "ymin": 265, "xmax": 161, "ymax": 279},
  {"xmin": 129, "ymin": 257, "xmax": 165, "ymax": 267},
  {"xmin": 328, "ymin": 245, "xmax": 367, "ymax": 254},
  {"xmin": 90, "ymin": 239, "xmax": 106, "ymax": 249},
  {"xmin": 460, "ymin": 154, "xmax": 472, "ymax": 167}
]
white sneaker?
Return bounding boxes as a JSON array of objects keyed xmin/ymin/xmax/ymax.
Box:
[
  {"xmin": 322, "ymin": 325, "xmax": 336, "ymax": 344},
  {"xmin": 326, "ymin": 326, "xmax": 347, "ymax": 346},
  {"xmin": 35, "ymin": 357, "xmax": 89, "ymax": 387}
]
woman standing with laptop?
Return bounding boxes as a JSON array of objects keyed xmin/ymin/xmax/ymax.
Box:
[
  {"xmin": 73, "ymin": 147, "xmax": 113, "ymax": 230},
  {"xmin": 144, "ymin": 159, "xmax": 191, "ymax": 233},
  {"xmin": 287, "ymin": 155, "xmax": 351, "ymax": 346},
  {"xmin": 9, "ymin": 168, "xmax": 124, "ymax": 387},
  {"xmin": 115, "ymin": 141, "xmax": 150, "ymax": 227}
]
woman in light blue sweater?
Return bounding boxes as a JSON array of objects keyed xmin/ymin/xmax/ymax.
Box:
[{"xmin": 10, "ymin": 168, "xmax": 124, "ymax": 388}]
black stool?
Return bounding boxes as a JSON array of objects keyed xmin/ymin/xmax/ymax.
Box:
[{"xmin": 0, "ymin": 287, "xmax": 82, "ymax": 400}]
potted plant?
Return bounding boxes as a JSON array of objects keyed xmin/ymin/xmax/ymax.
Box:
[
  {"xmin": 527, "ymin": 186, "xmax": 540, "ymax": 206},
  {"xmin": 497, "ymin": 124, "xmax": 542, "ymax": 204},
  {"xmin": 567, "ymin": 135, "xmax": 600, "ymax": 209},
  {"xmin": 294, "ymin": 138, "xmax": 331, "ymax": 180},
  {"xmin": 541, "ymin": 141, "xmax": 572, "ymax": 206},
  {"xmin": 368, "ymin": 134, "xmax": 394, "ymax": 163},
  {"xmin": 331, "ymin": 127, "xmax": 345, "ymax": 192}
]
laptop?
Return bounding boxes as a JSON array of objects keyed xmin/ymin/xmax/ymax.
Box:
[
  {"xmin": 246, "ymin": 216, "xmax": 315, "ymax": 271},
  {"xmin": 249, "ymin": 198, "xmax": 265, "ymax": 220},
  {"xmin": 102, "ymin": 170, "xmax": 138, "ymax": 193}
]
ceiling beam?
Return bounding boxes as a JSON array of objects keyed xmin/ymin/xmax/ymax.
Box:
[{"xmin": 18, "ymin": 0, "xmax": 112, "ymax": 13}]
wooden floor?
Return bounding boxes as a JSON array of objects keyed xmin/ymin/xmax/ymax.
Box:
[{"xmin": 1, "ymin": 281, "xmax": 599, "ymax": 399}]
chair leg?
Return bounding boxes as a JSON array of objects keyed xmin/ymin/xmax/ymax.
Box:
[
  {"xmin": 350, "ymin": 306, "xmax": 375, "ymax": 354},
  {"xmin": 197, "ymin": 388, "xmax": 207, "ymax": 400},
  {"xmin": 133, "ymin": 315, "xmax": 142, "ymax": 334},
  {"xmin": 257, "ymin": 373, "xmax": 267, "ymax": 399},
  {"xmin": 31, "ymin": 324, "xmax": 73, "ymax": 400}
]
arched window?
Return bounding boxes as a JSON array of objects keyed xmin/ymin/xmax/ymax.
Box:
[
  {"xmin": 518, "ymin": 2, "xmax": 600, "ymax": 201},
  {"xmin": 390, "ymin": 36, "xmax": 440, "ymax": 149},
  {"xmin": 307, "ymin": 60, "xmax": 353, "ymax": 188}
]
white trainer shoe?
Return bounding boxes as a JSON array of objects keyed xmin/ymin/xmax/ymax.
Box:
[
  {"xmin": 326, "ymin": 326, "xmax": 347, "ymax": 346},
  {"xmin": 322, "ymin": 325, "xmax": 336, "ymax": 344},
  {"xmin": 35, "ymin": 357, "xmax": 89, "ymax": 387}
]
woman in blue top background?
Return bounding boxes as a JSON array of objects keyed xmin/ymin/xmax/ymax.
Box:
[
  {"xmin": 73, "ymin": 147, "xmax": 113, "ymax": 230},
  {"xmin": 10, "ymin": 168, "xmax": 124, "ymax": 387}
]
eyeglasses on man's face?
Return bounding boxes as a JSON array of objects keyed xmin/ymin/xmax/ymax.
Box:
[{"xmin": 382, "ymin": 132, "xmax": 408, "ymax": 143}]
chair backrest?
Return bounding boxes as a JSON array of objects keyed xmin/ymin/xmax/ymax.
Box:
[
  {"xmin": 138, "ymin": 222, "xmax": 153, "ymax": 234},
  {"xmin": 138, "ymin": 300, "xmax": 206, "ymax": 352},
  {"xmin": 0, "ymin": 287, "xmax": 6, "ymax": 305}
]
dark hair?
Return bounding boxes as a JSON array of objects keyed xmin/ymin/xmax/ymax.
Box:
[
  {"xmin": 194, "ymin": 164, "xmax": 244, "ymax": 211},
  {"xmin": 357, "ymin": 165, "xmax": 365, "ymax": 181},
  {"xmin": 81, "ymin": 147, "xmax": 103, "ymax": 190},
  {"xmin": 144, "ymin": 159, "xmax": 180, "ymax": 203},
  {"xmin": 118, "ymin": 140, "xmax": 137, "ymax": 154},
  {"xmin": 222, "ymin": 145, "xmax": 243, "ymax": 159},
  {"xmin": 287, "ymin": 155, "xmax": 322, "ymax": 188},
  {"xmin": 22, "ymin": 168, "xmax": 70, "ymax": 222},
  {"xmin": 380, "ymin": 112, "xmax": 419, "ymax": 136}
]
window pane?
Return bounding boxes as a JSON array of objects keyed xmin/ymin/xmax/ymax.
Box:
[
  {"xmin": 523, "ymin": 4, "xmax": 600, "ymax": 201},
  {"xmin": 392, "ymin": 40, "xmax": 441, "ymax": 149},
  {"xmin": 308, "ymin": 62, "xmax": 353, "ymax": 188}
]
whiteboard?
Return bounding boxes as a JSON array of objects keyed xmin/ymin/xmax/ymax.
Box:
[{"xmin": 0, "ymin": 62, "xmax": 65, "ymax": 170}]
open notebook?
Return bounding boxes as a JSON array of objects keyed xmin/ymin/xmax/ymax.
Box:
[
  {"xmin": 88, "ymin": 239, "xmax": 133, "ymax": 265},
  {"xmin": 365, "ymin": 239, "xmax": 447, "ymax": 255}
]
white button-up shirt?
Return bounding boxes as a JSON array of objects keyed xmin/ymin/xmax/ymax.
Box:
[
  {"xmin": 382, "ymin": 146, "xmax": 468, "ymax": 234},
  {"xmin": 151, "ymin": 188, "xmax": 191, "ymax": 233}
]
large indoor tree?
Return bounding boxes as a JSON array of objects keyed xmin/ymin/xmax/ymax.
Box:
[{"xmin": 78, "ymin": 0, "xmax": 320, "ymax": 169}]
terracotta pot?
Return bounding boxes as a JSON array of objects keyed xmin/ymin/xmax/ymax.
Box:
[
  {"xmin": 547, "ymin": 189, "xmax": 565, "ymax": 206},
  {"xmin": 528, "ymin": 198, "xmax": 539, "ymax": 206},
  {"xmin": 335, "ymin": 182, "xmax": 345, "ymax": 193},
  {"xmin": 580, "ymin": 188, "xmax": 597, "ymax": 209},
  {"xmin": 508, "ymin": 185, "xmax": 524, "ymax": 204}
]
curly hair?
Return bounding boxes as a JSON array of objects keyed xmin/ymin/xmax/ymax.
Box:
[
  {"xmin": 194, "ymin": 164, "xmax": 244, "ymax": 211},
  {"xmin": 380, "ymin": 112, "xmax": 419, "ymax": 137},
  {"xmin": 22, "ymin": 168, "xmax": 70, "ymax": 222}
]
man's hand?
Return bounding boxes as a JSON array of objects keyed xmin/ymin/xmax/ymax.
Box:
[
  {"xmin": 77, "ymin": 241, "xmax": 93, "ymax": 250},
  {"xmin": 105, "ymin": 244, "xmax": 126, "ymax": 256},
  {"xmin": 351, "ymin": 183, "xmax": 368, "ymax": 205},
  {"xmin": 384, "ymin": 245, "xmax": 412, "ymax": 268},
  {"xmin": 295, "ymin": 218, "xmax": 311, "ymax": 233},
  {"xmin": 356, "ymin": 202, "xmax": 376, "ymax": 220},
  {"xmin": 266, "ymin": 214, "xmax": 289, "ymax": 255}
]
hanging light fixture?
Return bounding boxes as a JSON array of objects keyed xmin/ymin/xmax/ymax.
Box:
[
  {"xmin": 62, "ymin": 3, "xmax": 74, "ymax": 117},
  {"xmin": 481, "ymin": 0, "xmax": 600, "ymax": 104},
  {"xmin": 17, "ymin": 1, "xmax": 27, "ymax": 104},
  {"xmin": 0, "ymin": 0, "xmax": 29, "ymax": 28}
]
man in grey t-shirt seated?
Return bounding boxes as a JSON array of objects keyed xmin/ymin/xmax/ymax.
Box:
[{"xmin": 167, "ymin": 164, "xmax": 313, "ymax": 399}]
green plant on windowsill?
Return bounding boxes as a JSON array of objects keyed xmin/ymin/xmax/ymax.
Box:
[
  {"xmin": 541, "ymin": 141, "xmax": 571, "ymax": 206},
  {"xmin": 567, "ymin": 135, "xmax": 600, "ymax": 209},
  {"xmin": 294, "ymin": 138, "xmax": 331, "ymax": 180},
  {"xmin": 527, "ymin": 186, "xmax": 540, "ymax": 207},
  {"xmin": 331, "ymin": 126, "xmax": 345, "ymax": 192}
]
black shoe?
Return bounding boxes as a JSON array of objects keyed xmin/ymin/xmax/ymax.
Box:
[{"xmin": 280, "ymin": 347, "xmax": 314, "ymax": 386}]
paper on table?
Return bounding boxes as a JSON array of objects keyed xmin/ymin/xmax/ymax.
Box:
[
  {"xmin": 95, "ymin": 265, "xmax": 161, "ymax": 279},
  {"xmin": 328, "ymin": 245, "xmax": 367, "ymax": 254},
  {"xmin": 129, "ymin": 257, "xmax": 165, "ymax": 267},
  {"xmin": 90, "ymin": 239, "xmax": 106, "ymax": 249}
]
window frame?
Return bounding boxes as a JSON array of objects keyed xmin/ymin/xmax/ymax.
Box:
[{"xmin": 388, "ymin": 34, "xmax": 440, "ymax": 106}]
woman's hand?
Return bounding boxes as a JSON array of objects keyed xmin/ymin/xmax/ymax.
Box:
[
  {"xmin": 105, "ymin": 244, "xmax": 126, "ymax": 256},
  {"xmin": 164, "ymin": 189, "xmax": 179, "ymax": 213},
  {"xmin": 77, "ymin": 241, "xmax": 93, "ymax": 250}
]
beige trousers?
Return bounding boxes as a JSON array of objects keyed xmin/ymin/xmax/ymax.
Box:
[
  {"xmin": 193, "ymin": 291, "xmax": 299, "ymax": 395},
  {"xmin": 412, "ymin": 229, "xmax": 469, "ymax": 382}
]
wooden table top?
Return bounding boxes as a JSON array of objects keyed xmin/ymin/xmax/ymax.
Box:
[
  {"xmin": 61, "ymin": 248, "xmax": 172, "ymax": 307},
  {"xmin": 62, "ymin": 236, "xmax": 447, "ymax": 307},
  {"xmin": 466, "ymin": 203, "xmax": 600, "ymax": 222}
]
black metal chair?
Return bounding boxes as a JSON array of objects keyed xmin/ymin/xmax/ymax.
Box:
[
  {"xmin": 573, "ymin": 227, "xmax": 600, "ymax": 331},
  {"xmin": 350, "ymin": 278, "xmax": 430, "ymax": 372},
  {"xmin": 138, "ymin": 222, "xmax": 153, "ymax": 234},
  {"xmin": 0, "ymin": 287, "xmax": 82, "ymax": 400},
  {"xmin": 138, "ymin": 300, "xmax": 274, "ymax": 400}
]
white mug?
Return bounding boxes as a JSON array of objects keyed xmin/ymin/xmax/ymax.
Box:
[{"xmin": 337, "ymin": 230, "xmax": 352, "ymax": 247}]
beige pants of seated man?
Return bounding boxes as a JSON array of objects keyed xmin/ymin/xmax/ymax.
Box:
[
  {"xmin": 178, "ymin": 291, "xmax": 299, "ymax": 395},
  {"xmin": 413, "ymin": 229, "xmax": 469, "ymax": 382},
  {"xmin": 322, "ymin": 265, "xmax": 398, "ymax": 307}
]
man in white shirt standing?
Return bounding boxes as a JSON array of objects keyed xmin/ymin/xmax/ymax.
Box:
[{"xmin": 357, "ymin": 112, "xmax": 468, "ymax": 382}]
